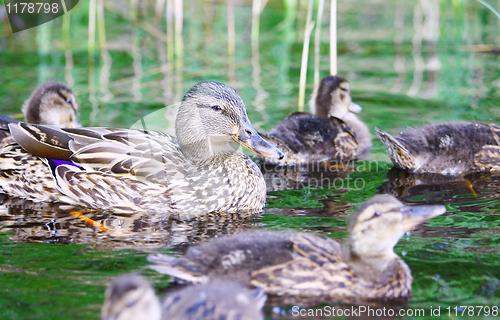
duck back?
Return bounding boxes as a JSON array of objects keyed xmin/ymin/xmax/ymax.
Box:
[
  {"xmin": 377, "ymin": 122, "xmax": 499, "ymax": 174},
  {"xmin": 267, "ymin": 112, "xmax": 358, "ymax": 163}
]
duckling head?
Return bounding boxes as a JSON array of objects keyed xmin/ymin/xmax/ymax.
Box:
[
  {"xmin": 22, "ymin": 82, "xmax": 81, "ymax": 128},
  {"xmin": 101, "ymin": 274, "xmax": 161, "ymax": 320},
  {"xmin": 349, "ymin": 195, "xmax": 445, "ymax": 259},
  {"xmin": 175, "ymin": 82, "xmax": 283, "ymax": 162},
  {"xmin": 310, "ymin": 75, "xmax": 362, "ymax": 119}
]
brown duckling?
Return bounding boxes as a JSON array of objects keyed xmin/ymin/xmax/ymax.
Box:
[
  {"xmin": 101, "ymin": 274, "xmax": 266, "ymax": 320},
  {"xmin": 22, "ymin": 82, "xmax": 81, "ymax": 128},
  {"xmin": 0, "ymin": 82, "xmax": 81, "ymax": 147},
  {"xmin": 375, "ymin": 122, "xmax": 500, "ymax": 174},
  {"xmin": 148, "ymin": 195, "xmax": 445, "ymax": 303},
  {"xmin": 260, "ymin": 75, "xmax": 372, "ymax": 164}
]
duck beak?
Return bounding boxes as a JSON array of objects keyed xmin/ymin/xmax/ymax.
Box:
[
  {"xmin": 348, "ymin": 102, "xmax": 362, "ymax": 113},
  {"xmin": 232, "ymin": 121, "xmax": 284, "ymax": 159},
  {"xmin": 400, "ymin": 204, "xmax": 446, "ymax": 231}
]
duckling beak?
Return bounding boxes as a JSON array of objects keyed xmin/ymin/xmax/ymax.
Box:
[
  {"xmin": 400, "ymin": 204, "xmax": 446, "ymax": 231},
  {"xmin": 232, "ymin": 121, "xmax": 284, "ymax": 159},
  {"xmin": 66, "ymin": 120, "xmax": 82, "ymax": 129},
  {"xmin": 348, "ymin": 102, "xmax": 362, "ymax": 113}
]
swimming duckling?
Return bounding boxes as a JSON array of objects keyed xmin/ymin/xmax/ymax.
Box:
[
  {"xmin": 0, "ymin": 82, "xmax": 283, "ymax": 218},
  {"xmin": 101, "ymin": 274, "xmax": 266, "ymax": 320},
  {"xmin": 375, "ymin": 122, "xmax": 500, "ymax": 174},
  {"xmin": 260, "ymin": 75, "xmax": 371, "ymax": 164},
  {"xmin": 0, "ymin": 82, "xmax": 81, "ymax": 147},
  {"xmin": 148, "ymin": 195, "xmax": 445, "ymax": 303}
]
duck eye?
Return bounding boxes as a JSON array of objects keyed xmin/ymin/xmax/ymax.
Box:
[
  {"xmin": 66, "ymin": 98, "xmax": 72, "ymax": 105},
  {"xmin": 340, "ymin": 87, "xmax": 349, "ymax": 93},
  {"xmin": 374, "ymin": 211, "xmax": 382, "ymax": 217},
  {"xmin": 212, "ymin": 105, "xmax": 221, "ymax": 111}
]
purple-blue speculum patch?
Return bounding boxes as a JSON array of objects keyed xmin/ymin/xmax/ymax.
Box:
[{"xmin": 50, "ymin": 159, "xmax": 82, "ymax": 170}]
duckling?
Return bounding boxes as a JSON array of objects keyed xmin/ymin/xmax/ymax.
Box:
[
  {"xmin": 101, "ymin": 274, "xmax": 266, "ymax": 320},
  {"xmin": 0, "ymin": 82, "xmax": 81, "ymax": 147},
  {"xmin": 0, "ymin": 82, "xmax": 283, "ymax": 218},
  {"xmin": 375, "ymin": 122, "xmax": 500, "ymax": 174},
  {"xmin": 102, "ymin": 274, "xmax": 161, "ymax": 320},
  {"xmin": 163, "ymin": 280, "xmax": 266, "ymax": 320},
  {"xmin": 260, "ymin": 75, "xmax": 371, "ymax": 164},
  {"xmin": 22, "ymin": 82, "xmax": 81, "ymax": 128},
  {"xmin": 148, "ymin": 195, "xmax": 445, "ymax": 303}
]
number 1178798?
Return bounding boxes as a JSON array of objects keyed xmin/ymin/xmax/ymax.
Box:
[
  {"xmin": 5, "ymin": 2, "xmax": 59, "ymax": 14},
  {"xmin": 447, "ymin": 306, "xmax": 499, "ymax": 317}
]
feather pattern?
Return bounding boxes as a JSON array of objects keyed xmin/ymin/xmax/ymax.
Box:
[
  {"xmin": 147, "ymin": 195, "xmax": 444, "ymax": 303},
  {"xmin": 376, "ymin": 122, "xmax": 500, "ymax": 174},
  {"xmin": 0, "ymin": 82, "xmax": 281, "ymax": 218},
  {"xmin": 258, "ymin": 75, "xmax": 371, "ymax": 165}
]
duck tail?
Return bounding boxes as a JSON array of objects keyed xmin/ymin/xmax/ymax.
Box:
[
  {"xmin": 147, "ymin": 254, "xmax": 209, "ymax": 284},
  {"xmin": 0, "ymin": 114, "xmax": 20, "ymax": 131},
  {"xmin": 374, "ymin": 127, "xmax": 410, "ymax": 155}
]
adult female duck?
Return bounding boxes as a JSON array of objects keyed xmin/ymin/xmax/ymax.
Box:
[
  {"xmin": 0, "ymin": 82, "xmax": 283, "ymax": 218},
  {"xmin": 260, "ymin": 75, "xmax": 371, "ymax": 164}
]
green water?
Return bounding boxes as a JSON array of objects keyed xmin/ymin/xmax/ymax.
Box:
[{"xmin": 1, "ymin": 0, "xmax": 500, "ymax": 319}]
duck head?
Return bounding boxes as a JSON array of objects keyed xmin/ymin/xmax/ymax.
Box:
[
  {"xmin": 175, "ymin": 82, "xmax": 283, "ymax": 162},
  {"xmin": 101, "ymin": 274, "xmax": 161, "ymax": 320},
  {"xmin": 349, "ymin": 195, "xmax": 445, "ymax": 259},
  {"xmin": 310, "ymin": 75, "xmax": 362, "ymax": 119},
  {"xmin": 22, "ymin": 82, "xmax": 81, "ymax": 128}
]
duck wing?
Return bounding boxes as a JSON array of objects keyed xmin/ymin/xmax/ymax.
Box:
[
  {"xmin": 4, "ymin": 122, "xmax": 189, "ymax": 213},
  {"xmin": 474, "ymin": 145, "xmax": 500, "ymax": 171},
  {"xmin": 147, "ymin": 232, "xmax": 297, "ymax": 284},
  {"xmin": 250, "ymin": 233, "xmax": 353, "ymax": 297},
  {"xmin": 8, "ymin": 122, "xmax": 185, "ymax": 185}
]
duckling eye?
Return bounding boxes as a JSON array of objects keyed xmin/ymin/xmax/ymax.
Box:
[
  {"xmin": 66, "ymin": 98, "xmax": 72, "ymax": 105},
  {"xmin": 212, "ymin": 105, "xmax": 222, "ymax": 111},
  {"xmin": 374, "ymin": 211, "xmax": 382, "ymax": 217}
]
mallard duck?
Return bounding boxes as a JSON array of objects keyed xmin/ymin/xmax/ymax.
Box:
[
  {"xmin": 147, "ymin": 195, "xmax": 445, "ymax": 303},
  {"xmin": 259, "ymin": 75, "xmax": 371, "ymax": 164},
  {"xmin": 0, "ymin": 82, "xmax": 81, "ymax": 146},
  {"xmin": 0, "ymin": 82, "xmax": 283, "ymax": 218},
  {"xmin": 375, "ymin": 122, "xmax": 500, "ymax": 174},
  {"xmin": 101, "ymin": 274, "xmax": 266, "ymax": 320}
]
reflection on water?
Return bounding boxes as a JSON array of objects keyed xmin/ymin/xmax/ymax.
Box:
[
  {"xmin": 380, "ymin": 167, "xmax": 500, "ymax": 205},
  {"xmin": 260, "ymin": 162, "xmax": 355, "ymax": 192},
  {"xmin": 0, "ymin": 195, "xmax": 261, "ymax": 253}
]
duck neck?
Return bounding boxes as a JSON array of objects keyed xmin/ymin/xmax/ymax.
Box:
[
  {"xmin": 178, "ymin": 134, "xmax": 236, "ymax": 164},
  {"xmin": 311, "ymin": 91, "xmax": 331, "ymax": 118},
  {"xmin": 348, "ymin": 237, "xmax": 399, "ymax": 264}
]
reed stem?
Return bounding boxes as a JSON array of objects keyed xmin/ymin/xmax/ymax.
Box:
[
  {"xmin": 298, "ymin": 21, "xmax": 315, "ymax": 111},
  {"xmin": 314, "ymin": 0, "xmax": 325, "ymax": 87},
  {"xmin": 330, "ymin": 0, "xmax": 337, "ymax": 75},
  {"xmin": 228, "ymin": 0, "xmax": 236, "ymax": 83}
]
